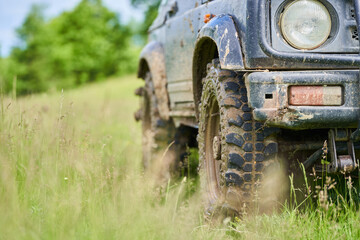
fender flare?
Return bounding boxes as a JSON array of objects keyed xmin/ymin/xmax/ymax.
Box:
[
  {"xmin": 197, "ymin": 14, "xmax": 245, "ymax": 70},
  {"xmin": 138, "ymin": 41, "xmax": 170, "ymax": 120},
  {"xmin": 193, "ymin": 14, "xmax": 245, "ymax": 118}
]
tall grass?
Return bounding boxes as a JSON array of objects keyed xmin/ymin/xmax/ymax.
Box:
[
  {"xmin": 0, "ymin": 76, "xmax": 223, "ymax": 239},
  {"xmin": 1, "ymin": 75, "xmax": 360, "ymax": 239}
]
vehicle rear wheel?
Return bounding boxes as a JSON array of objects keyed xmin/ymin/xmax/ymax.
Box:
[
  {"xmin": 198, "ymin": 60, "xmax": 286, "ymax": 218},
  {"xmin": 140, "ymin": 72, "xmax": 177, "ymax": 180}
]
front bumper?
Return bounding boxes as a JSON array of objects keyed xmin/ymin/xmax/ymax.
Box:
[{"xmin": 245, "ymin": 70, "xmax": 360, "ymax": 129}]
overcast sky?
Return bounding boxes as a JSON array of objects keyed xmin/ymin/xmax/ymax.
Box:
[{"xmin": 0, "ymin": 0, "xmax": 143, "ymax": 56}]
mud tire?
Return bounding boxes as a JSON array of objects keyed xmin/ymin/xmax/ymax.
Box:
[
  {"xmin": 141, "ymin": 72, "xmax": 177, "ymax": 180},
  {"xmin": 198, "ymin": 60, "xmax": 285, "ymax": 218}
]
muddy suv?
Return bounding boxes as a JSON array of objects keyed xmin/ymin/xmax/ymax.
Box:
[{"xmin": 135, "ymin": 0, "xmax": 360, "ymax": 215}]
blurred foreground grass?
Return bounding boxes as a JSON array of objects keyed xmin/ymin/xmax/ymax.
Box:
[
  {"xmin": 0, "ymin": 76, "xmax": 215, "ymax": 240},
  {"xmin": 1, "ymin": 75, "xmax": 360, "ymax": 239}
]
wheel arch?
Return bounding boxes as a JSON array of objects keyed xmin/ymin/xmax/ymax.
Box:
[
  {"xmin": 138, "ymin": 41, "xmax": 170, "ymax": 120},
  {"xmin": 192, "ymin": 14, "xmax": 245, "ymax": 119}
]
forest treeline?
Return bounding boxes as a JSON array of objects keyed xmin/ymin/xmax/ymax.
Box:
[{"xmin": 0, "ymin": 0, "xmax": 160, "ymax": 95}]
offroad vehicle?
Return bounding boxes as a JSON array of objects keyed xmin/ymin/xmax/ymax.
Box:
[{"xmin": 135, "ymin": 0, "xmax": 360, "ymax": 215}]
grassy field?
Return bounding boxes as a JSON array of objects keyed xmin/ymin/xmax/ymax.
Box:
[{"xmin": 1, "ymin": 75, "xmax": 360, "ymax": 239}]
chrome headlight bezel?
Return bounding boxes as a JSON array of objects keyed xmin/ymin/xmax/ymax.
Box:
[{"xmin": 279, "ymin": 0, "xmax": 334, "ymax": 50}]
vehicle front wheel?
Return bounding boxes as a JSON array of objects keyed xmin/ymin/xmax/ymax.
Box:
[{"xmin": 198, "ymin": 60, "xmax": 287, "ymax": 218}]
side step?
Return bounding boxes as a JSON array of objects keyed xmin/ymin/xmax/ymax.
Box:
[
  {"xmin": 134, "ymin": 87, "xmax": 144, "ymax": 97},
  {"xmin": 134, "ymin": 109, "xmax": 142, "ymax": 122}
]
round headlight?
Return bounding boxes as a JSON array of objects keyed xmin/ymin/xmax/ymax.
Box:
[{"xmin": 280, "ymin": 0, "xmax": 332, "ymax": 50}]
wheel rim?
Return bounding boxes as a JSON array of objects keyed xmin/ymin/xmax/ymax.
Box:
[{"xmin": 204, "ymin": 93, "xmax": 222, "ymax": 202}]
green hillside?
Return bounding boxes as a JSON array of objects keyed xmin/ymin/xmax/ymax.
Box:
[{"xmin": 1, "ymin": 75, "xmax": 360, "ymax": 240}]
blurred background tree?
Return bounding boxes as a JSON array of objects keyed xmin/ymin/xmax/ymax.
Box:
[{"xmin": 0, "ymin": 0, "xmax": 140, "ymax": 95}]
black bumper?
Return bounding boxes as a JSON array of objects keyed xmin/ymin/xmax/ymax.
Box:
[{"xmin": 245, "ymin": 70, "xmax": 360, "ymax": 129}]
